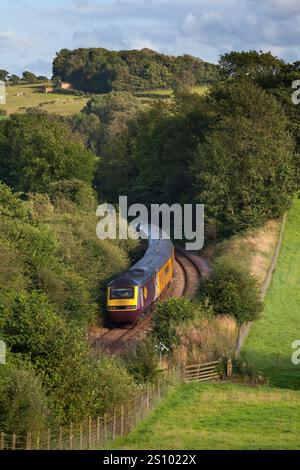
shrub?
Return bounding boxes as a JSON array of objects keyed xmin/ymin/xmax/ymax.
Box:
[
  {"xmin": 197, "ymin": 258, "xmax": 263, "ymax": 325},
  {"xmin": 48, "ymin": 179, "xmax": 97, "ymax": 211},
  {"xmin": 0, "ymin": 113, "xmax": 96, "ymax": 192},
  {"xmin": 0, "ymin": 181, "xmax": 27, "ymax": 219},
  {"xmin": 122, "ymin": 337, "xmax": 159, "ymax": 384},
  {"xmin": 0, "ymin": 290, "xmax": 64, "ymax": 367},
  {"xmin": 152, "ymin": 298, "xmax": 207, "ymax": 350},
  {"xmin": 0, "ymin": 358, "xmax": 48, "ymax": 435}
]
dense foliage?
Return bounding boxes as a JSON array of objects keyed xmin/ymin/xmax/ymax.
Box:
[
  {"xmin": 92, "ymin": 55, "xmax": 298, "ymax": 237},
  {"xmin": 52, "ymin": 47, "xmax": 219, "ymax": 93},
  {"xmin": 0, "ymin": 113, "xmax": 96, "ymax": 193},
  {"xmin": 152, "ymin": 298, "xmax": 207, "ymax": 350},
  {"xmin": 197, "ymin": 258, "xmax": 263, "ymax": 325},
  {"xmin": 0, "ymin": 176, "xmax": 139, "ymax": 428}
]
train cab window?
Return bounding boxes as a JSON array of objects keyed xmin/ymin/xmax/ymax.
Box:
[{"xmin": 110, "ymin": 288, "xmax": 134, "ymax": 299}]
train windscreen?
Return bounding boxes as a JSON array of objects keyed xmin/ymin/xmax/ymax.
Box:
[{"xmin": 109, "ymin": 288, "xmax": 134, "ymax": 299}]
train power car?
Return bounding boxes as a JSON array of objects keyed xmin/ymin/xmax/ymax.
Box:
[{"xmin": 106, "ymin": 225, "xmax": 174, "ymax": 324}]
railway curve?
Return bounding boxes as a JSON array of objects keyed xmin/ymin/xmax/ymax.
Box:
[{"xmin": 90, "ymin": 247, "xmax": 210, "ymax": 354}]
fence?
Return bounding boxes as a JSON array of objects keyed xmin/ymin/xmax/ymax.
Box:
[
  {"xmin": 183, "ymin": 361, "xmax": 220, "ymax": 383},
  {"xmin": 0, "ymin": 358, "xmax": 232, "ymax": 450},
  {"xmin": 0, "ymin": 368, "xmax": 180, "ymax": 450},
  {"xmin": 235, "ymin": 213, "xmax": 287, "ymax": 355},
  {"xmin": 183, "ymin": 358, "xmax": 232, "ymax": 383}
]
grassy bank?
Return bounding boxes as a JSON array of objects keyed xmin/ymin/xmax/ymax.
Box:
[
  {"xmin": 242, "ymin": 199, "xmax": 300, "ymax": 388},
  {"xmin": 106, "ymin": 383, "xmax": 300, "ymax": 450}
]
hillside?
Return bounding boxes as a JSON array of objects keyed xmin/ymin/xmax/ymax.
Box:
[
  {"xmin": 3, "ymin": 83, "xmax": 88, "ymax": 116},
  {"xmin": 52, "ymin": 47, "xmax": 219, "ymax": 93}
]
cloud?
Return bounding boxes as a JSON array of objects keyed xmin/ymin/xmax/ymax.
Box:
[
  {"xmin": 0, "ymin": 32, "xmax": 37, "ymax": 57},
  {"xmin": 2, "ymin": 0, "xmax": 300, "ymax": 75}
]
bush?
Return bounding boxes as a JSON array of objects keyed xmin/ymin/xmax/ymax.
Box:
[
  {"xmin": 152, "ymin": 298, "xmax": 207, "ymax": 350},
  {"xmin": 122, "ymin": 338, "xmax": 159, "ymax": 384},
  {"xmin": 0, "ymin": 182, "xmax": 27, "ymax": 219},
  {"xmin": 197, "ymin": 258, "xmax": 263, "ymax": 325},
  {"xmin": 0, "ymin": 358, "xmax": 48, "ymax": 435},
  {"xmin": 0, "ymin": 290, "xmax": 64, "ymax": 367},
  {"xmin": 48, "ymin": 179, "xmax": 97, "ymax": 211},
  {"xmin": 0, "ymin": 113, "xmax": 96, "ymax": 192}
]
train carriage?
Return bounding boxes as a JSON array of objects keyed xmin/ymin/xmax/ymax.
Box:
[{"xmin": 106, "ymin": 225, "xmax": 174, "ymax": 324}]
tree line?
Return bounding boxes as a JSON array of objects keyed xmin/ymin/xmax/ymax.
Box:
[
  {"xmin": 52, "ymin": 47, "xmax": 219, "ymax": 93},
  {"xmin": 0, "ymin": 70, "xmax": 48, "ymax": 85}
]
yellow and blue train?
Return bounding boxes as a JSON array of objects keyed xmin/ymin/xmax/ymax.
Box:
[{"xmin": 106, "ymin": 225, "xmax": 174, "ymax": 324}]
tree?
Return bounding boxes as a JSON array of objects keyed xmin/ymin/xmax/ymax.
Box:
[
  {"xmin": 219, "ymin": 50, "xmax": 285, "ymax": 80},
  {"xmin": 192, "ymin": 78, "xmax": 297, "ymax": 235},
  {"xmin": 8, "ymin": 75, "xmax": 20, "ymax": 86},
  {"xmin": 0, "ymin": 113, "xmax": 96, "ymax": 192},
  {"xmin": 0, "ymin": 70, "xmax": 9, "ymax": 82},
  {"xmin": 52, "ymin": 47, "xmax": 219, "ymax": 93},
  {"xmin": 197, "ymin": 258, "xmax": 263, "ymax": 325},
  {"xmin": 22, "ymin": 71, "xmax": 38, "ymax": 83}
]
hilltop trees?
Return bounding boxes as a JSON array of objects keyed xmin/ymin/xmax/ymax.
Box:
[
  {"xmin": 0, "ymin": 113, "xmax": 96, "ymax": 192},
  {"xmin": 0, "ymin": 70, "xmax": 9, "ymax": 82},
  {"xmin": 52, "ymin": 47, "xmax": 219, "ymax": 93}
]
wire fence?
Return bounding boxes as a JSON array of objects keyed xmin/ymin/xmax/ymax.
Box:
[{"xmin": 0, "ymin": 367, "xmax": 183, "ymax": 450}]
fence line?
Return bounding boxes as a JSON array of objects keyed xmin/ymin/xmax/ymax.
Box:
[
  {"xmin": 0, "ymin": 367, "xmax": 181, "ymax": 450},
  {"xmin": 0, "ymin": 358, "xmax": 232, "ymax": 450},
  {"xmin": 235, "ymin": 213, "xmax": 287, "ymax": 355}
]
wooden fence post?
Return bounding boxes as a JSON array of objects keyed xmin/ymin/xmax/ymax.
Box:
[
  {"xmin": 146, "ymin": 384, "xmax": 150, "ymax": 410},
  {"xmin": 0, "ymin": 432, "xmax": 5, "ymax": 450},
  {"xmin": 112, "ymin": 409, "xmax": 116, "ymax": 441},
  {"xmin": 12, "ymin": 433, "xmax": 16, "ymax": 450},
  {"xmin": 120, "ymin": 406, "xmax": 124, "ymax": 437},
  {"xmin": 79, "ymin": 423, "xmax": 83, "ymax": 450},
  {"xmin": 226, "ymin": 358, "xmax": 232, "ymax": 377},
  {"xmin": 96, "ymin": 417, "xmax": 100, "ymax": 445},
  {"xmin": 104, "ymin": 414, "xmax": 107, "ymax": 443},
  {"xmin": 69, "ymin": 423, "xmax": 73, "ymax": 450},
  {"xmin": 59, "ymin": 426, "xmax": 62, "ymax": 450},
  {"xmin": 36, "ymin": 431, "xmax": 40, "ymax": 450},
  {"xmin": 26, "ymin": 432, "xmax": 31, "ymax": 451},
  {"xmin": 47, "ymin": 429, "xmax": 51, "ymax": 450},
  {"xmin": 88, "ymin": 417, "xmax": 92, "ymax": 449}
]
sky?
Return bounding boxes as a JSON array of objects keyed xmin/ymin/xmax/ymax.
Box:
[{"xmin": 1, "ymin": 0, "xmax": 300, "ymax": 77}]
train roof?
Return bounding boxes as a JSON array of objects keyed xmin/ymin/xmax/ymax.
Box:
[{"xmin": 108, "ymin": 224, "xmax": 173, "ymax": 287}]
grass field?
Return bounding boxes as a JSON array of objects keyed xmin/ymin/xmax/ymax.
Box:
[
  {"xmin": 3, "ymin": 83, "xmax": 88, "ymax": 116},
  {"xmin": 106, "ymin": 383, "xmax": 300, "ymax": 450},
  {"xmin": 242, "ymin": 199, "xmax": 300, "ymax": 389},
  {"xmin": 2, "ymin": 83, "xmax": 208, "ymax": 116}
]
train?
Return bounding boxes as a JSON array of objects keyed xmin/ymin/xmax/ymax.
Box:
[{"xmin": 106, "ymin": 225, "xmax": 175, "ymax": 324}]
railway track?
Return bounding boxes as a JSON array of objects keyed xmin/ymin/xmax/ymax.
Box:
[{"xmin": 90, "ymin": 247, "xmax": 210, "ymax": 354}]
